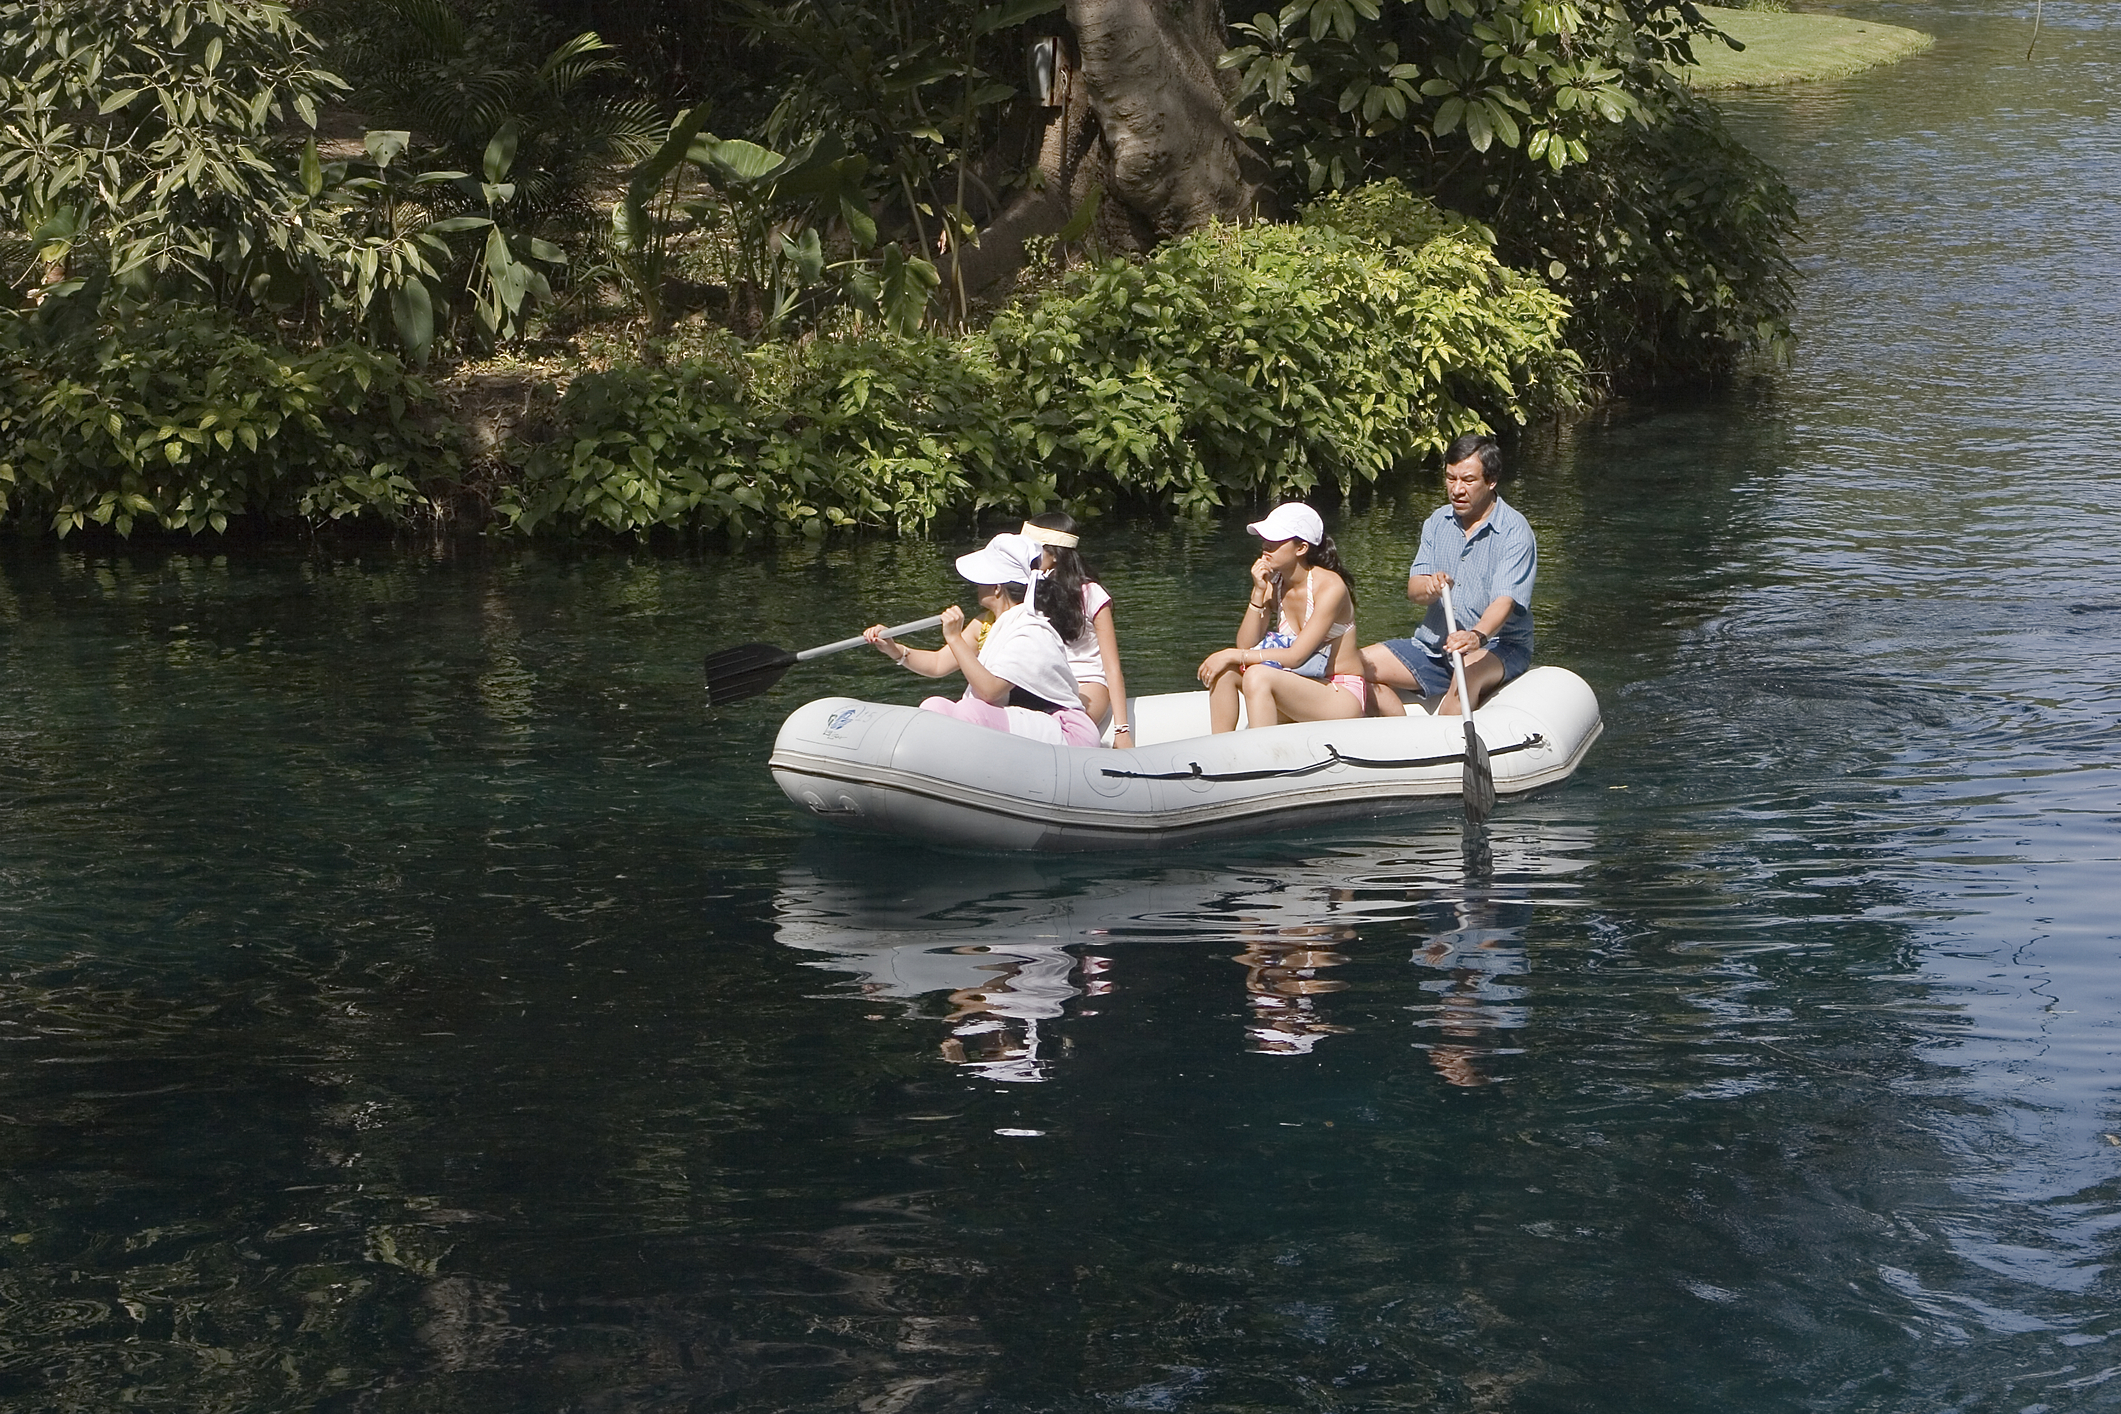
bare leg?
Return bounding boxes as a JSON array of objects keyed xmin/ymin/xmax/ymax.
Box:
[
  {"xmin": 1359, "ymin": 643, "xmax": 1416, "ymax": 717},
  {"xmin": 1247, "ymin": 668, "xmax": 1364, "ymax": 725},
  {"xmin": 1077, "ymin": 681, "xmax": 1113, "ymax": 729},
  {"xmin": 1208, "ymin": 666, "xmax": 1245, "ymax": 733},
  {"xmin": 1436, "ymin": 649, "xmax": 1506, "ymax": 715},
  {"xmin": 1240, "ymin": 666, "xmax": 1282, "ymax": 729}
]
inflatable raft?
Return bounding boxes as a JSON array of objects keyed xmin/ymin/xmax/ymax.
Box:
[{"xmin": 768, "ymin": 665, "xmax": 1602, "ymax": 852}]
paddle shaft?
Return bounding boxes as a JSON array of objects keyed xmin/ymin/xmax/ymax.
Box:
[
  {"xmin": 1438, "ymin": 578, "xmax": 1496, "ymax": 824},
  {"xmin": 1437, "ymin": 581, "xmax": 1477, "ymax": 716},
  {"xmin": 796, "ymin": 614, "xmax": 947, "ymax": 662}
]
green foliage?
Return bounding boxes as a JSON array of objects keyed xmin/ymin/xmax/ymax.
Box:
[
  {"xmin": 742, "ymin": 0, "xmax": 1061, "ymax": 321},
  {"xmin": 1224, "ymin": 0, "xmax": 1726, "ymax": 188},
  {"xmin": 991, "ymin": 206, "xmax": 1577, "ymax": 514},
  {"xmin": 605, "ymin": 108, "xmax": 931, "ymax": 343},
  {"xmin": 1297, "ymin": 179, "xmax": 1492, "ymax": 249},
  {"xmin": 1220, "ymin": 0, "xmax": 1794, "ymax": 384},
  {"xmin": 314, "ymin": 0, "xmax": 661, "ymax": 231},
  {"xmin": 1460, "ymin": 89, "xmax": 1797, "ymax": 383},
  {"xmin": 505, "ymin": 199, "xmax": 1576, "ymax": 537},
  {"xmin": 0, "ymin": 0, "xmax": 346, "ymax": 299},
  {"xmin": 0, "ymin": 0, "xmax": 577, "ymax": 363},
  {"xmin": 500, "ymin": 330, "xmax": 1031, "ymax": 538},
  {"xmin": 0, "ymin": 305, "xmax": 456, "ymax": 535}
]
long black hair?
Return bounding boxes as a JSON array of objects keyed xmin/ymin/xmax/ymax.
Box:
[
  {"xmin": 1299, "ymin": 534, "xmax": 1357, "ymax": 608},
  {"xmin": 1024, "ymin": 510, "xmax": 1092, "ymax": 644}
]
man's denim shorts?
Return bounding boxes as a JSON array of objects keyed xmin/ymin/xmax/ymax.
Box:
[{"xmin": 1381, "ymin": 637, "xmax": 1531, "ymax": 697}]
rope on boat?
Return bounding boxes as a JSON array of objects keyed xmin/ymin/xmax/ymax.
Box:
[{"xmin": 1099, "ymin": 735, "xmax": 1546, "ymax": 783}]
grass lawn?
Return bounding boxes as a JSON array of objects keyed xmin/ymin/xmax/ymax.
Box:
[{"xmin": 1682, "ymin": 6, "xmax": 1935, "ymax": 88}]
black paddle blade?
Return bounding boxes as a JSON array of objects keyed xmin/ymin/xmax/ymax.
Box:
[
  {"xmin": 1462, "ymin": 721, "xmax": 1496, "ymax": 825},
  {"xmin": 702, "ymin": 642, "xmax": 798, "ymax": 707}
]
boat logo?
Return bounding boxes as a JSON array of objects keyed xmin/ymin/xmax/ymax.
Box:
[{"xmin": 826, "ymin": 708, "xmax": 859, "ymax": 732}]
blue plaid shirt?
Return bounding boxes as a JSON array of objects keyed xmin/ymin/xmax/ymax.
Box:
[{"xmin": 1409, "ymin": 495, "xmax": 1536, "ymax": 661}]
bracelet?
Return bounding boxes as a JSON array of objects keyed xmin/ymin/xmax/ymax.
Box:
[
  {"xmin": 1113, "ymin": 725, "xmax": 1132, "ymax": 735},
  {"xmin": 893, "ymin": 646, "xmax": 910, "ymax": 665}
]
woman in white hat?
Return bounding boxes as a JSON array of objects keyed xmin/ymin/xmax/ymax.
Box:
[
  {"xmin": 1021, "ymin": 511, "xmax": 1132, "ymax": 745},
  {"xmin": 1195, "ymin": 502, "xmax": 1367, "ymax": 733},
  {"xmin": 862, "ymin": 532, "xmax": 1101, "ymax": 748}
]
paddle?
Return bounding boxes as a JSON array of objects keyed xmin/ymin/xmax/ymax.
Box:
[
  {"xmin": 702, "ymin": 614, "xmax": 947, "ymax": 707},
  {"xmin": 1437, "ymin": 580, "xmax": 1496, "ymax": 824}
]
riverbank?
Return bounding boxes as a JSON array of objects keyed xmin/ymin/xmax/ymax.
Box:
[
  {"xmin": 1684, "ymin": 6, "xmax": 1935, "ymax": 88},
  {"xmin": 0, "ymin": 201, "xmax": 1580, "ymax": 543}
]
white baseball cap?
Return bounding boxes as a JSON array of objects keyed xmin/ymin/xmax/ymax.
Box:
[
  {"xmin": 954, "ymin": 532, "xmax": 1043, "ymax": 587},
  {"xmin": 1245, "ymin": 502, "xmax": 1325, "ymax": 546}
]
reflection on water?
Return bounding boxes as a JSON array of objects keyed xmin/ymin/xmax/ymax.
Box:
[
  {"xmin": 1233, "ymin": 927, "xmax": 1351, "ymax": 1056},
  {"xmin": 1412, "ymin": 892, "xmax": 1532, "ymax": 1088},
  {"xmin": 776, "ymin": 829, "xmax": 1591, "ymax": 1079}
]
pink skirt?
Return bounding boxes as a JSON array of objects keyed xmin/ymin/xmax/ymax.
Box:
[{"xmin": 921, "ymin": 689, "xmax": 1102, "ymax": 748}]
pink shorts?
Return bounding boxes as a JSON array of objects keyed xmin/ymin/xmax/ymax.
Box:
[{"xmin": 920, "ymin": 690, "xmax": 1102, "ymax": 748}]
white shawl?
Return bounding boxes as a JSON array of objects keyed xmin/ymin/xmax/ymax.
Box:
[{"xmin": 979, "ymin": 602, "xmax": 1082, "ymax": 711}]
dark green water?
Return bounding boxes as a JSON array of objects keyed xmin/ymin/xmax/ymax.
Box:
[{"xmin": 2, "ymin": 5, "xmax": 2118, "ymax": 1409}]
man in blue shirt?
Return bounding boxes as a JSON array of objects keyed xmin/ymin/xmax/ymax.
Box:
[{"xmin": 1360, "ymin": 433, "xmax": 1536, "ymax": 717}]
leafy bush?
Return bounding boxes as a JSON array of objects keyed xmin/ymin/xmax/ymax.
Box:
[
  {"xmin": 499, "ymin": 330, "xmax": 1037, "ymax": 538},
  {"xmin": 0, "ymin": 306, "xmax": 456, "ymax": 535},
  {"xmin": 1296, "ymin": 181, "xmax": 1491, "ymax": 251},
  {"xmin": 504, "ymin": 198, "xmax": 1577, "ymax": 536},
  {"xmin": 0, "ymin": 0, "xmax": 343, "ymax": 299},
  {"xmin": 1458, "ymin": 91, "xmax": 1798, "ymax": 385},
  {"xmin": 1222, "ymin": 0, "xmax": 1796, "ymax": 387},
  {"xmin": 990, "ymin": 205, "xmax": 1578, "ymax": 514}
]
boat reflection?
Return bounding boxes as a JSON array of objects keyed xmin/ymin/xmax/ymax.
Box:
[{"xmin": 772, "ymin": 825, "xmax": 1587, "ymax": 1082}]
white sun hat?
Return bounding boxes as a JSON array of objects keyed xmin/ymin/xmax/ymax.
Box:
[
  {"xmin": 954, "ymin": 532, "xmax": 1043, "ymax": 587},
  {"xmin": 1245, "ymin": 502, "xmax": 1325, "ymax": 546}
]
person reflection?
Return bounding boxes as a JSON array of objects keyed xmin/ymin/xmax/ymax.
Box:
[
  {"xmin": 1232, "ymin": 923, "xmax": 1355, "ymax": 1056},
  {"xmin": 1411, "ymin": 896, "xmax": 1530, "ymax": 1087},
  {"xmin": 934, "ymin": 945, "xmax": 1111, "ymax": 1083}
]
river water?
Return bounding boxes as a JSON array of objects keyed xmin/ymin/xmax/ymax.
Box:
[{"xmin": 2, "ymin": 4, "xmax": 2117, "ymax": 1410}]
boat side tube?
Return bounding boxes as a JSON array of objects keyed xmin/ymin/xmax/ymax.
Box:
[{"xmin": 768, "ymin": 665, "xmax": 1603, "ymax": 852}]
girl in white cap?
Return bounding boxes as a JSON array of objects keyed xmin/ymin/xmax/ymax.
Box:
[
  {"xmin": 862, "ymin": 532, "xmax": 1101, "ymax": 748},
  {"xmin": 1195, "ymin": 502, "xmax": 1367, "ymax": 733},
  {"xmin": 1021, "ymin": 511, "xmax": 1132, "ymax": 745}
]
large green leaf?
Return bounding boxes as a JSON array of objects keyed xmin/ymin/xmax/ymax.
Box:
[
  {"xmin": 840, "ymin": 194, "xmax": 878, "ymax": 250},
  {"xmin": 619, "ymin": 106, "xmax": 716, "ymax": 253},
  {"xmin": 482, "ymin": 122, "xmax": 520, "ymax": 183},
  {"xmin": 971, "ymin": 0, "xmax": 1063, "ymax": 35},
  {"xmin": 390, "ymin": 278, "xmax": 434, "ymax": 363},
  {"xmin": 363, "ymin": 130, "xmax": 410, "ymax": 169},
  {"xmin": 706, "ymin": 139, "xmax": 785, "ymax": 185},
  {"xmin": 1054, "ymin": 184, "xmax": 1102, "ymax": 243}
]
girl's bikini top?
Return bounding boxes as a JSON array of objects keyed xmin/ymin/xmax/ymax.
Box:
[{"xmin": 1283, "ymin": 572, "xmax": 1354, "ymax": 644}]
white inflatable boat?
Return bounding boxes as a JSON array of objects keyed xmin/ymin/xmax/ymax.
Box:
[{"xmin": 768, "ymin": 665, "xmax": 1602, "ymax": 852}]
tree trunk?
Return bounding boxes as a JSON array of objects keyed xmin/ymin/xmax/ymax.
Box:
[
  {"xmin": 955, "ymin": 1, "xmax": 1271, "ymax": 299},
  {"xmin": 1069, "ymin": 0, "xmax": 1269, "ymax": 236}
]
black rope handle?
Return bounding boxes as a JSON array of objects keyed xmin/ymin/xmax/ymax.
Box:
[{"xmin": 1100, "ymin": 735, "xmax": 1545, "ymax": 783}]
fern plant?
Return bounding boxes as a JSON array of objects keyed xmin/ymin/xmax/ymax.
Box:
[{"xmin": 315, "ymin": 0, "xmax": 663, "ymax": 235}]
